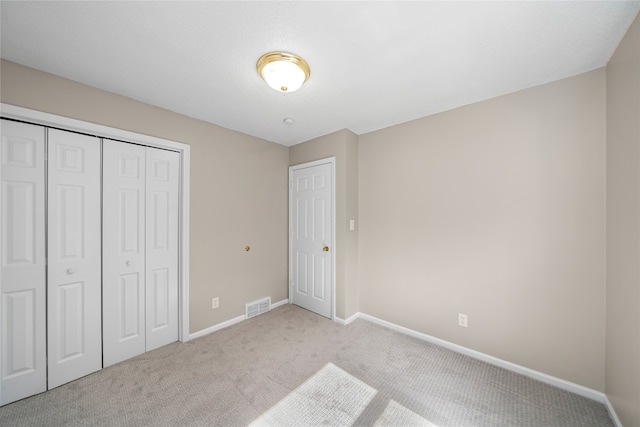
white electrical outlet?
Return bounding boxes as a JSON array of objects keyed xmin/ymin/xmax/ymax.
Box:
[
  {"xmin": 212, "ymin": 297, "xmax": 219, "ymax": 309},
  {"xmin": 458, "ymin": 313, "xmax": 468, "ymax": 328}
]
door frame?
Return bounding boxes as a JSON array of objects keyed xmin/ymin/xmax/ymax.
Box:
[
  {"xmin": 289, "ymin": 157, "xmax": 336, "ymax": 320},
  {"xmin": 0, "ymin": 103, "xmax": 191, "ymax": 342}
]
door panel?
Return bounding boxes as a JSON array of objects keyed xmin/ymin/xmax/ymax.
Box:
[
  {"xmin": 0, "ymin": 120, "xmax": 46, "ymax": 405},
  {"xmin": 47, "ymin": 129, "xmax": 102, "ymax": 389},
  {"xmin": 145, "ymin": 148, "xmax": 179, "ymax": 351},
  {"xmin": 120, "ymin": 273, "xmax": 142, "ymax": 338},
  {"xmin": 290, "ymin": 162, "xmax": 333, "ymax": 318},
  {"xmin": 56, "ymin": 185, "xmax": 83, "ymax": 259},
  {"xmin": 54, "ymin": 281, "xmax": 83, "ymax": 358},
  {"xmin": 296, "ymin": 252, "xmax": 308, "ymax": 295},
  {"xmin": 3, "ymin": 182, "xmax": 37, "ymax": 265},
  {"xmin": 103, "ymin": 140, "xmax": 146, "ymax": 367},
  {"xmin": 313, "ymin": 254, "xmax": 326, "ymax": 299},
  {"xmin": 120, "ymin": 189, "xmax": 142, "ymax": 252}
]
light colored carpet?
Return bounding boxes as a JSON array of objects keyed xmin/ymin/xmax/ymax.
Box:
[
  {"xmin": 250, "ymin": 362, "xmax": 376, "ymax": 426},
  {"xmin": 374, "ymin": 400, "xmax": 437, "ymax": 427},
  {"xmin": 0, "ymin": 304, "xmax": 613, "ymax": 426}
]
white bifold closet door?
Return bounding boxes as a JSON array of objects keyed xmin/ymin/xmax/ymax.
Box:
[
  {"xmin": 102, "ymin": 139, "xmax": 179, "ymax": 367},
  {"xmin": 144, "ymin": 146, "xmax": 180, "ymax": 352},
  {"xmin": 46, "ymin": 129, "xmax": 102, "ymax": 389},
  {"xmin": 0, "ymin": 120, "xmax": 46, "ymax": 405},
  {"xmin": 0, "ymin": 123, "xmax": 101, "ymax": 404}
]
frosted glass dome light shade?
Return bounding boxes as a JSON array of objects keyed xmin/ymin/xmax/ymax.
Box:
[
  {"xmin": 262, "ymin": 60, "xmax": 305, "ymax": 92},
  {"xmin": 257, "ymin": 52, "xmax": 310, "ymax": 93}
]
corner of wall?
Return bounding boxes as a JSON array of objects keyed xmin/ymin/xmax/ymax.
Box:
[{"xmin": 605, "ymin": 10, "xmax": 640, "ymax": 427}]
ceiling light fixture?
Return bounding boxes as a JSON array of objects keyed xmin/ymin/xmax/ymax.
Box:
[{"xmin": 257, "ymin": 51, "xmax": 310, "ymax": 93}]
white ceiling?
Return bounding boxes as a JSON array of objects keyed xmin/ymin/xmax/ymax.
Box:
[{"xmin": 2, "ymin": 1, "xmax": 639, "ymax": 147}]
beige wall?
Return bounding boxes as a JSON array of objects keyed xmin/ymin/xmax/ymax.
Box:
[
  {"xmin": 358, "ymin": 69, "xmax": 607, "ymax": 391},
  {"xmin": 289, "ymin": 129, "xmax": 359, "ymax": 320},
  {"xmin": 4, "ymin": 22, "xmax": 637, "ymax": 410},
  {"xmin": 606, "ymin": 12, "xmax": 640, "ymax": 427},
  {"xmin": 0, "ymin": 59, "xmax": 290, "ymax": 333}
]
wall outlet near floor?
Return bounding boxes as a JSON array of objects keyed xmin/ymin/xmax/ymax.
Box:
[
  {"xmin": 212, "ymin": 297, "xmax": 219, "ymax": 309},
  {"xmin": 458, "ymin": 313, "xmax": 468, "ymax": 328}
]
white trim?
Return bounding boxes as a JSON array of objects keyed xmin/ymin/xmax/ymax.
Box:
[
  {"xmin": 189, "ymin": 299, "xmax": 289, "ymax": 340},
  {"xmin": 334, "ymin": 317, "xmax": 347, "ymax": 325},
  {"xmin": 604, "ymin": 395, "xmax": 623, "ymax": 427},
  {"xmin": 334, "ymin": 312, "xmax": 359, "ymax": 326},
  {"xmin": 0, "ymin": 103, "xmax": 191, "ymax": 342},
  {"xmin": 189, "ymin": 315, "xmax": 246, "ymax": 340},
  {"xmin": 270, "ymin": 298, "xmax": 289, "ymax": 310},
  {"xmin": 288, "ymin": 157, "xmax": 336, "ymax": 320},
  {"xmin": 352, "ymin": 312, "xmax": 606, "ymax": 403}
]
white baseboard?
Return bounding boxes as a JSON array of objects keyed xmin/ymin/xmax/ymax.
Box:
[
  {"xmin": 604, "ymin": 395, "xmax": 623, "ymax": 427},
  {"xmin": 270, "ymin": 299, "xmax": 289, "ymax": 310},
  {"xmin": 189, "ymin": 298, "xmax": 289, "ymax": 340},
  {"xmin": 189, "ymin": 304, "xmax": 620, "ymax": 421},
  {"xmin": 349, "ymin": 312, "xmax": 606, "ymax": 404},
  {"xmin": 189, "ymin": 314, "xmax": 245, "ymax": 340},
  {"xmin": 334, "ymin": 312, "xmax": 359, "ymax": 325}
]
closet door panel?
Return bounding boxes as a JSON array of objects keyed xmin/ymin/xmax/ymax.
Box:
[
  {"xmin": 103, "ymin": 139, "xmax": 146, "ymax": 367},
  {"xmin": 47, "ymin": 129, "xmax": 102, "ymax": 389},
  {"xmin": 145, "ymin": 148, "xmax": 179, "ymax": 351},
  {"xmin": 0, "ymin": 120, "xmax": 46, "ymax": 405}
]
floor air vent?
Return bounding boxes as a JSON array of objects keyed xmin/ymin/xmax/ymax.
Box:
[{"xmin": 246, "ymin": 297, "xmax": 271, "ymax": 319}]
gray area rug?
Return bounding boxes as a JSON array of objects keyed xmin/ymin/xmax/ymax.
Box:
[{"xmin": 0, "ymin": 304, "xmax": 613, "ymax": 426}]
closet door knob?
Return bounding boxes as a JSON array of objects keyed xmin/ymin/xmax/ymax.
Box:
[
  {"xmin": 66, "ymin": 269, "xmax": 75, "ymax": 275},
  {"xmin": 126, "ymin": 261, "xmax": 131, "ymax": 266}
]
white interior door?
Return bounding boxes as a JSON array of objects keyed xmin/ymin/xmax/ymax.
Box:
[
  {"xmin": 0, "ymin": 120, "xmax": 46, "ymax": 405},
  {"xmin": 145, "ymin": 147, "xmax": 179, "ymax": 351},
  {"xmin": 103, "ymin": 139, "xmax": 146, "ymax": 367},
  {"xmin": 47, "ymin": 129, "xmax": 102, "ymax": 388},
  {"xmin": 289, "ymin": 160, "xmax": 333, "ymax": 319}
]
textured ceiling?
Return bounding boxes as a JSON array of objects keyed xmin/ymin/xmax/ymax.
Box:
[{"xmin": 1, "ymin": 1, "xmax": 639, "ymax": 146}]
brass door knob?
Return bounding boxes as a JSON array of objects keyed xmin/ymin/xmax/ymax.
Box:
[{"xmin": 323, "ymin": 246, "xmax": 329, "ymax": 252}]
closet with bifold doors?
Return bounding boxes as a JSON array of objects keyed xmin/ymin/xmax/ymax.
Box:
[
  {"xmin": 46, "ymin": 128, "xmax": 102, "ymax": 389},
  {"xmin": 102, "ymin": 139, "xmax": 180, "ymax": 367},
  {"xmin": 0, "ymin": 119, "xmax": 180, "ymax": 406}
]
